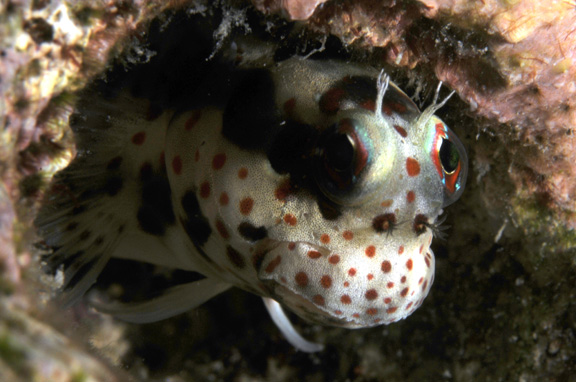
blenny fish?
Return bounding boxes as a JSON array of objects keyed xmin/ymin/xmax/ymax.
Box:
[{"xmin": 36, "ymin": 43, "xmax": 467, "ymax": 352}]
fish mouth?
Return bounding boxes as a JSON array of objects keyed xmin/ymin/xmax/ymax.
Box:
[{"xmin": 254, "ymin": 238, "xmax": 436, "ymax": 328}]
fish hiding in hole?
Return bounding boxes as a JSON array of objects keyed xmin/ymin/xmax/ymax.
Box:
[{"xmin": 36, "ymin": 42, "xmax": 467, "ymax": 352}]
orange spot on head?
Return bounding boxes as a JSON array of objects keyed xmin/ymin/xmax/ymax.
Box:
[
  {"xmin": 407, "ymin": 190, "xmax": 415, "ymax": 203},
  {"xmin": 265, "ymin": 256, "xmax": 282, "ymax": 273},
  {"xmin": 320, "ymin": 275, "xmax": 332, "ymax": 288},
  {"xmin": 328, "ymin": 255, "xmax": 340, "ymax": 264},
  {"xmin": 381, "ymin": 260, "xmax": 392, "ymax": 273},
  {"xmin": 394, "ymin": 125, "xmax": 408, "ymax": 137},
  {"xmin": 367, "ymin": 273, "xmax": 374, "ymax": 280},
  {"xmin": 307, "ymin": 250, "xmax": 322, "ymax": 259},
  {"xmin": 340, "ymin": 295, "xmax": 352, "ymax": 304},
  {"xmin": 239, "ymin": 197, "xmax": 254, "ymax": 216},
  {"xmin": 387, "ymin": 282, "xmax": 394, "ymax": 288},
  {"xmin": 215, "ymin": 220, "xmax": 230, "ymax": 239},
  {"xmin": 295, "ymin": 271, "xmax": 309, "ymax": 287},
  {"xmin": 406, "ymin": 259, "xmax": 413, "ymax": 270},
  {"xmin": 343, "ymin": 231, "xmax": 354, "ymax": 240},
  {"xmin": 288, "ymin": 242, "xmax": 296, "ymax": 250},
  {"xmin": 274, "ymin": 179, "xmax": 292, "ymax": 201},
  {"xmin": 283, "ymin": 214, "xmax": 297, "ymax": 226},
  {"xmin": 365, "ymin": 245, "xmax": 376, "ymax": 258},
  {"xmin": 348, "ymin": 268, "xmax": 356, "ymax": 276},
  {"xmin": 365, "ymin": 289, "xmax": 378, "ymax": 300},
  {"xmin": 406, "ymin": 158, "xmax": 421, "ymax": 177},
  {"xmin": 400, "ymin": 287, "xmax": 409, "ymax": 297},
  {"xmin": 381, "ymin": 199, "xmax": 393, "ymax": 208},
  {"xmin": 398, "ymin": 246, "xmax": 404, "ymax": 255},
  {"xmin": 320, "ymin": 234, "xmax": 330, "ymax": 244},
  {"xmin": 312, "ymin": 294, "xmax": 325, "ymax": 306},
  {"xmin": 366, "ymin": 308, "xmax": 378, "ymax": 316},
  {"xmin": 384, "ymin": 297, "xmax": 392, "ymax": 304},
  {"xmin": 386, "ymin": 307, "xmax": 398, "ymax": 314},
  {"xmin": 238, "ymin": 167, "xmax": 248, "ymax": 179}
]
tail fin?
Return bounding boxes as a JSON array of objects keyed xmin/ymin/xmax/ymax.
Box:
[{"xmin": 35, "ymin": 88, "xmax": 175, "ymax": 305}]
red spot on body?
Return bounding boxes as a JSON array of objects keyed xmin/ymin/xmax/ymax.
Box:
[
  {"xmin": 320, "ymin": 234, "xmax": 330, "ymax": 244},
  {"xmin": 365, "ymin": 289, "xmax": 378, "ymax": 300},
  {"xmin": 394, "ymin": 125, "xmax": 408, "ymax": 137},
  {"xmin": 386, "ymin": 307, "xmax": 398, "ymax": 314},
  {"xmin": 321, "ymin": 275, "xmax": 332, "ymax": 288},
  {"xmin": 387, "ymin": 282, "xmax": 394, "ymax": 288},
  {"xmin": 353, "ymin": 313, "xmax": 360, "ymax": 318},
  {"xmin": 399, "ymin": 246, "xmax": 404, "ymax": 254},
  {"xmin": 313, "ymin": 295, "xmax": 325, "ymax": 306},
  {"xmin": 407, "ymin": 190, "xmax": 415, "ymax": 203},
  {"xmin": 238, "ymin": 167, "xmax": 248, "ymax": 179},
  {"xmin": 288, "ymin": 242, "xmax": 296, "ymax": 250},
  {"xmin": 381, "ymin": 261, "xmax": 392, "ymax": 273},
  {"xmin": 406, "ymin": 259, "xmax": 413, "ymax": 270},
  {"xmin": 365, "ymin": 245, "xmax": 376, "ymax": 258},
  {"xmin": 265, "ymin": 256, "xmax": 282, "ymax": 273},
  {"xmin": 406, "ymin": 158, "xmax": 421, "ymax": 177},
  {"xmin": 405, "ymin": 302, "xmax": 414, "ymax": 310},
  {"xmin": 219, "ymin": 192, "xmax": 229, "ymax": 206},
  {"xmin": 295, "ymin": 272, "xmax": 309, "ymax": 287},
  {"xmin": 344, "ymin": 281, "xmax": 350, "ymax": 287},
  {"xmin": 348, "ymin": 268, "xmax": 357, "ymax": 276},
  {"xmin": 422, "ymin": 280, "xmax": 428, "ymax": 291},
  {"xmin": 419, "ymin": 245, "xmax": 424, "ymax": 254},
  {"xmin": 199, "ymin": 182, "xmax": 210, "ymax": 199},
  {"xmin": 131, "ymin": 132, "xmax": 146, "ymax": 145},
  {"xmin": 215, "ymin": 220, "xmax": 230, "ymax": 239},
  {"xmin": 418, "ymin": 277, "xmax": 424, "ymax": 285},
  {"xmin": 366, "ymin": 308, "xmax": 378, "ymax": 316},
  {"xmin": 328, "ymin": 255, "xmax": 340, "ymax": 264},
  {"xmin": 401, "ymin": 276, "xmax": 407, "ymax": 283},
  {"xmin": 284, "ymin": 214, "xmax": 297, "ymax": 226},
  {"xmin": 212, "ymin": 153, "xmax": 226, "ymax": 170},
  {"xmin": 239, "ymin": 197, "xmax": 254, "ymax": 215},
  {"xmin": 341, "ymin": 295, "xmax": 352, "ymax": 304},
  {"xmin": 384, "ymin": 297, "xmax": 392, "ymax": 304},
  {"xmin": 343, "ymin": 231, "xmax": 354, "ymax": 240},
  {"xmin": 172, "ymin": 156, "xmax": 182, "ymax": 175},
  {"xmin": 308, "ymin": 250, "xmax": 322, "ymax": 259},
  {"xmin": 400, "ymin": 287, "xmax": 409, "ymax": 297},
  {"xmin": 367, "ymin": 274, "xmax": 374, "ymax": 280},
  {"xmin": 334, "ymin": 310, "xmax": 343, "ymax": 315},
  {"xmin": 185, "ymin": 110, "xmax": 202, "ymax": 130},
  {"xmin": 425, "ymin": 257, "xmax": 431, "ymax": 268},
  {"xmin": 360, "ymin": 99, "xmax": 376, "ymax": 111}
]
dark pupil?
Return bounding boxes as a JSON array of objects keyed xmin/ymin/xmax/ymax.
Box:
[
  {"xmin": 439, "ymin": 138, "xmax": 460, "ymax": 174},
  {"xmin": 325, "ymin": 133, "xmax": 355, "ymax": 172}
]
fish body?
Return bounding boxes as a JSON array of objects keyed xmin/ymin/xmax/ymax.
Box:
[{"xmin": 36, "ymin": 51, "xmax": 467, "ymax": 350}]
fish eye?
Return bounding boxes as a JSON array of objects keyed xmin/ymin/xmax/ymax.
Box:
[
  {"xmin": 317, "ymin": 118, "xmax": 370, "ymax": 203},
  {"xmin": 431, "ymin": 121, "xmax": 468, "ymax": 207},
  {"xmin": 439, "ymin": 138, "xmax": 460, "ymax": 174}
]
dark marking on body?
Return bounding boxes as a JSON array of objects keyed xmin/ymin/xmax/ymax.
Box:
[
  {"xmin": 137, "ymin": 174, "xmax": 175, "ymax": 235},
  {"xmin": 238, "ymin": 222, "xmax": 268, "ymax": 242},
  {"xmin": 180, "ymin": 190, "xmax": 212, "ymax": 248}
]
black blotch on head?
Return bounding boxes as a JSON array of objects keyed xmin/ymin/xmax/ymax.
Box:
[
  {"xmin": 238, "ymin": 222, "xmax": 268, "ymax": 242},
  {"xmin": 317, "ymin": 197, "xmax": 342, "ymax": 221},
  {"xmin": 137, "ymin": 175, "xmax": 175, "ymax": 236},
  {"xmin": 180, "ymin": 190, "xmax": 212, "ymax": 248},
  {"xmin": 413, "ymin": 214, "xmax": 429, "ymax": 235},
  {"xmin": 222, "ymin": 69, "xmax": 282, "ymax": 150},
  {"xmin": 372, "ymin": 213, "xmax": 397, "ymax": 234},
  {"xmin": 267, "ymin": 121, "xmax": 318, "ymax": 177},
  {"xmin": 105, "ymin": 175, "xmax": 123, "ymax": 196}
]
